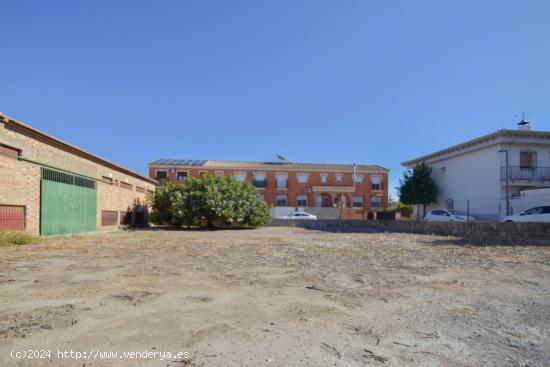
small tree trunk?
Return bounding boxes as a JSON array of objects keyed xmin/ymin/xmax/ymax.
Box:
[{"xmin": 422, "ymin": 203, "xmax": 426, "ymax": 219}]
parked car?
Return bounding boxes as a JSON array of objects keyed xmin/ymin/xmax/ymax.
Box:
[
  {"xmin": 277, "ymin": 212, "xmax": 317, "ymax": 220},
  {"xmin": 424, "ymin": 209, "xmax": 477, "ymax": 222},
  {"xmin": 501, "ymin": 206, "xmax": 550, "ymax": 222}
]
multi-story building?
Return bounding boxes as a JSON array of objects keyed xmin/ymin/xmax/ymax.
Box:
[
  {"xmin": 402, "ymin": 120, "xmax": 550, "ymax": 220},
  {"xmin": 148, "ymin": 159, "xmax": 389, "ymax": 215}
]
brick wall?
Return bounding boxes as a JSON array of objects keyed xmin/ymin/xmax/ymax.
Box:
[{"xmin": 0, "ymin": 119, "xmax": 155, "ymax": 235}]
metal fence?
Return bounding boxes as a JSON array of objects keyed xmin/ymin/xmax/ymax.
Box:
[{"xmin": 416, "ymin": 191, "xmax": 550, "ymax": 221}]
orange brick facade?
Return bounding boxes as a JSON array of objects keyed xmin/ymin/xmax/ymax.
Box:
[
  {"xmin": 148, "ymin": 161, "xmax": 389, "ymax": 217},
  {"xmin": 0, "ymin": 114, "xmax": 156, "ymax": 235}
]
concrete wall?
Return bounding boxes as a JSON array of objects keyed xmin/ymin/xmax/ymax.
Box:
[
  {"xmin": 0, "ymin": 119, "xmax": 155, "ymax": 235},
  {"xmin": 268, "ymin": 219, "xmax": 550, "ymax": 245}
]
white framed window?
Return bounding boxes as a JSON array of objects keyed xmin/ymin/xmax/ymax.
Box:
[
  {"xmin": 354, "ymin": 174, "xmax": 363, "ymax": 184},
  {"xmin": 296, "ymin": 195, "xmax": 308, "ymax": 207},
  {"xmin": 259, "ymin": 194, "xmax": 266, "ymax": 202},
  {"xmin": 371, "ymin": 175, "xmax": 382, "ymax": 191},
  {"xmin": 352, "ymin": 196, "xmax": 363, "ymax": 208},
  {"xmin": 215, "ymin": 170, "xmax": 224, "ymax": 177},
  {"xmin": 439, "ymin": 167, "xmax": 446, "ymax": 178},
  {"xmin": 296, "ymin": 173, "xmax": 309, "ymax": 184},
  {"xmin": 371, "ymin": 196, "xmax": 382, "ymax": 208},
  {"xmin": 276, "ymin": 173, "xmax": 288, "ymax": 188},
  {"xmin": 336, "ymin": 174, "xmax": 343, "ymax": 184},
  {"xmin": 276, "ymin": 194, "xmax": 288, "ymax": 206},
  {"xmin": 320, "ymin": 173, "xmax": 328, "ymax": 184},
  {"xmin": 254, "ymin": 172, "xmax": 266, "ymax": 180},
  {"xmin": 234, "ymin": 172, "xmax": 247, "ymax": 182},
  {"xmin": 176, "ymin": 171, "xmax": 188, "ymax": 181}
]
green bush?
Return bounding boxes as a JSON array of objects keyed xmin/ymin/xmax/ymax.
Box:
[
  {"xmin": 379, "ymin": 202, "xmax": 413, "ymax": 217},
  {"xmin": 149, "ymin": 175, "xmax": 271, "ymax": 229},
  {"xmin": 0, "ymin": 231, "xmax": 39, "ymax": 247}
]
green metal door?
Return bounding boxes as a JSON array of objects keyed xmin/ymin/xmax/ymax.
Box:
[{"xmin": 40, "ymin": 168, "xmax": 97, "ymax": 235}]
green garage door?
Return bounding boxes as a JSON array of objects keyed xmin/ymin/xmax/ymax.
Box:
[{"xmin": 40, "ymin": 168, "xmax": 97, "ymax": 236}]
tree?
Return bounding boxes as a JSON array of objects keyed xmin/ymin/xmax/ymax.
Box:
[
  {"xmin": 149, "ymin": 175, "xmax": 270, "ymax": 229},
  {"xmin": 397, "ymin": 162, "xmax": 438, "ymax": 219}
]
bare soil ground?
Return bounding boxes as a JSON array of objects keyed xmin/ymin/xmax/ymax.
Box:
[{"xmin": 0, "ymin": 227, "xmax": 549, "ymax": 367}]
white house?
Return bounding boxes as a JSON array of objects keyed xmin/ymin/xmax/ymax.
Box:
[{"xmin": 402, "ymin": 121, "xmax": 550, "ymax": 220}]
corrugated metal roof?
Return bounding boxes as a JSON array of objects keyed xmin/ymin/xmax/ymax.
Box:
[{"xmin": 149, "ymin": 158, "xmax": 388, "ymax": 172}]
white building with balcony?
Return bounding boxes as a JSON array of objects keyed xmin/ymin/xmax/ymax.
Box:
[{"xmin": 402, "ymin": 121, "xmax": 550, "ymax": 220}]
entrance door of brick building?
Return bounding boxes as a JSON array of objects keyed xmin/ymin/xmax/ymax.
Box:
[{"xmin": 40, "ymin": 168, "xmax": 97, "ymax": 235}]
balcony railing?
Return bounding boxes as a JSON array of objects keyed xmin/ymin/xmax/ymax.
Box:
[
  {"xmin": 500, "ymin": 166, "xmax": 550, "ymax": 181},
  {"xmin": 253, "ymin": 180, "xmax": 267, "ymax": 188}
]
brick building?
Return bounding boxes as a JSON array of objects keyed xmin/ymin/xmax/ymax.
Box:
[
  {"xmin": 0, "ymin": 113, "xmax": 156, "ymax": 235},
  {"xmin": 149, "ymin": 159, "xmax": 389, "ymax": 217}
]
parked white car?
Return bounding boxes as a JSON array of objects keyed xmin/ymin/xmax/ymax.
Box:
[
  {"xmin": 277, "ymin": 212, "xmax": 318, "ymax": 220},
  {"xmin": 424, "ymin": 209, "xmax": 477, "ymax": 222},
  {"xmin": 501, "ymin": 206, "xmax": 550, "ymax": 222}
]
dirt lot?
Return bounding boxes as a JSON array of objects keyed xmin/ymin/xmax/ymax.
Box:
[{"xmin": 0, "ymin": 227, "xmax": 549, "ymax": 367}]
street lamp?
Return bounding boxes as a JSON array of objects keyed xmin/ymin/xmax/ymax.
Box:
[{"xmin": 498, "ymin": 149, "xmax": 510, "ymax": 216}]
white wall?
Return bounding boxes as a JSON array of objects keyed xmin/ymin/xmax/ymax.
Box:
[{"xmin": 426, "ymin": 145, "xmax": 502, "ymax": 219}]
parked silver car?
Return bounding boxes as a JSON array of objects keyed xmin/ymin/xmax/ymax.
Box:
[
  {"xmin": 501, "ymin": 206, "xmax": 550, "ymax": 222},
  {"xmin": 277, "ymin": 212, "xmax": 318, "ymax": 220},
  {"xmin": 424, "ymin": 209, "xmax": 476, "ymax": 222}
]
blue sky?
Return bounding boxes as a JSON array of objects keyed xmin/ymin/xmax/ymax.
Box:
[{"xmin": 2, "ymin": 1, "xmax": 549, "ymax": 198}]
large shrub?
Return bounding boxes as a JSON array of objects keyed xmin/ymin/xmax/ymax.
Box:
[{"xmin": 149, "ymin": 175, "xmax": 270, "ymax": 229}]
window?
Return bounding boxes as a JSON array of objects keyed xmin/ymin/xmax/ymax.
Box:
[
  {"xmin": 520, "ymin": 151, "xmax": 536, "ymax": 169},
  {"xmin": 156, "ymin": 171, "xmax": 167, "ymax": 185},
  {"xmin": 258, "ymin": 194, "xmax": 266, "ymax": 202},
  {"xmin": 234, "ymin": 172, "xmax": 247, "ymax": 182},
  {"xmin": 276, "ymin": 194, "xmax": 288, "ymax": 206},
  {"xmin": 297, "ymin": 173, "xmax": 309, "ymax": 184},
  {"xmin": 354, "ymin": 174, "xmax": 363, "ymax": 184},
  {"xmin": 136, "ymin": 186, "xmax": 146, "ymax": 193},
  {"xmin": 199, "ymin": 170, "xmax": 207, "ymax": 176},
  {"xmin": 0, "ymin": 144, "xmax": 20, "ymax": 160},
  {"xmin": 446, "ymin": 198, "xmax": 454, "ymax": 210},
  {"xmin": 120, "ymin": 181, "xmax": 133, "ymax": 190},
  {"xmin": 432, "ymin": 210, "xmax": 449, "ymax": 216},
  {"xmin": 352, "ymin": 196, "xmax": 363, "ymax": 208},
  {"xmin": 215, "ymin": 170, "xmax": 224, "ymax": 177},
  {"xmin": 336, "ymin": 174, "xmax": 343, "ymax": 184},
  {"xmin": 177, "ymin": 171, "xmax": 188, "ymax": 181},
  {"xmin": 0, "ymin": 205, "xmax": 25, "ymax": 231},
  {"xmin": 276, "ymin": 173, "xmax": 287, "ymax": 188},
  {"xmin": 101, "ymin": 176, "xmax": 114, "ymax": 184},
  {"xmin": 101, "ymin": 211, "xmax": 118, "ymax": 226},
  {"xmin": 524, "ymin": 207, "xmax": 544, "ymax": 215},
  {"xmin": 371, "ymin": 175, "xmax": 382, "ymax": 190},
  {"xmin": 320, "ymin": 174, "xmax": 328, "ymax": 184},
  {"xmin": 253, "ymin": 172, "xmax": 267, "ymax": 187},
  {"xmin": 439, "ymin": 166, "xmax": 447, "ymax": 178},
  {"xmin": 371, "ymin": 196, "xmax": 382, "ymax": 208},
  {"xmin": 296, "ymin": 195, "xmax": 308, "ymax": 206}
]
